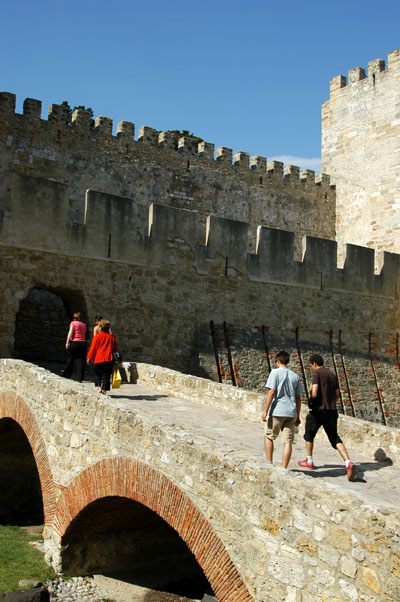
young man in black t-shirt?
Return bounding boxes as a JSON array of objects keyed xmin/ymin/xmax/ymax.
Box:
[{"xmin": 298, "ymin": 354, "xmax": 356, "ymax": 481}]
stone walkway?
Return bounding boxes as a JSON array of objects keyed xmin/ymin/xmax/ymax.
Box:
[{"xmin": 81, "ymin": 380, "xmax": 400, "ymax": 513}]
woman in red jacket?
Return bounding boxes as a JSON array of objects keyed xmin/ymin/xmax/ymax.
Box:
[{"xmin": 87, "ymin": 320, "xmax": 119, "ymax": 394}]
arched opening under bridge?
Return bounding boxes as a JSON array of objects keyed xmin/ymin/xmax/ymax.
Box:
[
  {"xmin": 55, "ymin": 458, "xmax": 252, "ymax": 601},
  {"xmin": 13, "ymin": 286, "xmax": 88, "ymax": 365},
  {"xmin": 61, "ymin": 495, "xmax": 214, "ymax": 600},
  {"xmin": 0, "ymin": 417, "xmax": 44, "ymax": 525}
]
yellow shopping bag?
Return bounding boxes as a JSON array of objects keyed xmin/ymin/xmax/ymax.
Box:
[{"xmin": 112, "ymin": 367, "xmax": 122, "ymax": 389}]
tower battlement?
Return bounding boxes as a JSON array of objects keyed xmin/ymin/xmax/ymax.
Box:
[
  {"xmin": 322, "ymin": 48, "xmax": 400, "ymax": 258},
  {"xmin": 328, "ymin": 48, "xmax": 400, "ymax": 95}
]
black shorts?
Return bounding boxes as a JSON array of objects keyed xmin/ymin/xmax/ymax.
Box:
[{"xmin": 304, "ymin": 410, "xmax": 343, "ymax": 449}]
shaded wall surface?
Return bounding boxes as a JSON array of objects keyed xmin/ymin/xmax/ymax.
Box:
[
  {"xmin": 206, "ymin": 324, "xmax": 400, "ymax": 427},
  {"xmin": 0, "ymin": 417, "xmax": 44, "ymax": 524},
  {"xmin": 14, "ymin": 288, "xmax": 70, "ymax": 363}
]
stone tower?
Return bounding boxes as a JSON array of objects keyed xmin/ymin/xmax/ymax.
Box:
[{"xmin": 322, "ymin": 48, "xmax": 400, "ymax": 260}]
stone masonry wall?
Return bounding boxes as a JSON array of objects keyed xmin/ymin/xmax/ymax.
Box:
[
  {"xmin": 0, "ymin": 176, "xmax": 399, "ymax": 426},
  {"xmin": 322, "ymin": 48, "xmax": 400, "ymax": 259},
  {"xmin": 1, "ymin": 360, "xmax": 400, "ymax": 601},
  {"xmin": 198, "ymin": 324, "xmax": 400, "ymax": 428},
  {"xmin": 0, "ymin": 90, "xmax": 336, "ymax": 255},
  {"xmin": 1, "ymin": 57, "xmax": 400, "ymax": 430}
]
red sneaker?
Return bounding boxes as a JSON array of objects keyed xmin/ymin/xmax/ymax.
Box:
[
  {"xmin": 297, "ymin": 459, "xmax": 314, "ymax": 469},
  {"xmin": 346, "ymin": 462, "xmax": 356, "ymax": 481}
]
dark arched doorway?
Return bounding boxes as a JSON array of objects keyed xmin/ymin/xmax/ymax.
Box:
[
  {"xmin": 0, "ymin": 418, "xmax": 44, "ymax": 525},
  {"xmin": 61, "ymin": 496, "xmax": 214, "ymax": 599},
  {"xmin": 14, "ymin": 287, "xmax": 88, "ymax": 365}
]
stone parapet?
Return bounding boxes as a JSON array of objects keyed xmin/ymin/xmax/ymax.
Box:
[
  {"xmin": 328, "ymin": 48, "xmax": 400, "ymax": 96},
  {"xmin": 1, "ymin": 174, "xmax": 399, "ymax": 299},
  {"xmin": 130, "ymin": 361, "xmax": 265, "ymax": 421}
]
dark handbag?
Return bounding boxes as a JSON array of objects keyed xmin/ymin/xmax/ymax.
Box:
[
  {"xmin": 113, "ymin": 351, "xmax": 122, "ymax": 363},
  {"xmin": 112, "ymin": 338, "xmax": 122, "ymax": 363}
]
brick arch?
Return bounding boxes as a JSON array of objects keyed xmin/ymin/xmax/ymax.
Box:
[
  {"xmin": 0, "ymin": 390, "xmax": 56, "ymax": 523},
  {"xmin": 54, "ymin": 457, "xmax": 253, "ymax": 602}
]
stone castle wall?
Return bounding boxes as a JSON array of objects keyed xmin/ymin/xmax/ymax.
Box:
[
  {"xmin": 1, "ymin": 50, "xmax": 400, "ymax": 428},
  {"xmin": 201, "ymin": 324, "xmax": 400, "ymax": 427},
  {"xmin": 0, "ymin": 90, "xmax": 336, "ymax": 255},
  {"xmin": 322, "ymin": 48, "xmax": 400, "ymax": 258},
  {"xmin": 0, "ymin": 175, "xmax": 399, "ymax": 426}
]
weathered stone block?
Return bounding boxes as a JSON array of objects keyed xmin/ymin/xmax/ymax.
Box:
[{"xmin": 360, "ymin": 566, "xmax": 381, "ymax": 593}]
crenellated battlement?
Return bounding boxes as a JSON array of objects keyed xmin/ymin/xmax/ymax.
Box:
[
  {"xmin": 322, "ymin": 47, "xmax": 400, "ymax": 259},
  {"xmin": 0, "ymin": 90, "xmax": 330, "ymax": 188},
  {"xmin": 328, "ymin": 48, "xmax": 400, "ymax": 96},
  {"xmin": 0, "ymin": 89, "xmax": 338, "ymax": 255},
  {"xmin": 1, "ymin": 173, "xmax": 399, "ymax": 300}
]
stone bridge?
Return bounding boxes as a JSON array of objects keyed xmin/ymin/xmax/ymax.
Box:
[{"xmin": 0, "ymin": 359, "xmax": 400, "ymax": 602}]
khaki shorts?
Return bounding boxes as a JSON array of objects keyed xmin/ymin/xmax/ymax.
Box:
[{"xmin": 264, "ymin": 416, "xmax": 296, "ymax": 444}]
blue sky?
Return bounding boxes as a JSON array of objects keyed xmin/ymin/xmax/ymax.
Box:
[{"xmin": 1, "ymin": 0, "xmax": 399, "ymax": 172}]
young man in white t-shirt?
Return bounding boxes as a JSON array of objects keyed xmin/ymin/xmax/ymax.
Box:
[{"xmin": 261, "ymin": 350, "xmax": 302, "ymax": 468}]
